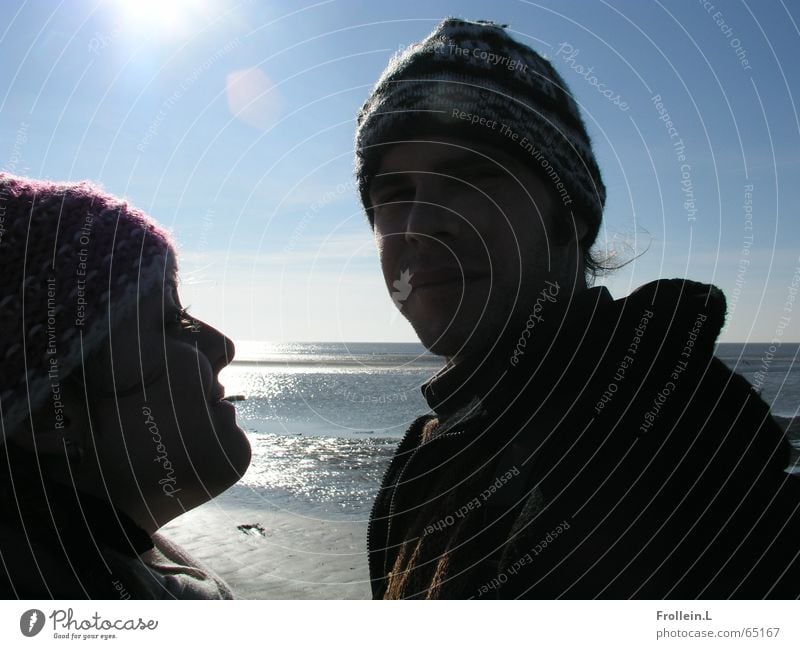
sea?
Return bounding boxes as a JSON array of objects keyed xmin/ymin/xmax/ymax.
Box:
[{"xmin": 219, "ymin": 342, "xmax": 800, "ymax": 520}]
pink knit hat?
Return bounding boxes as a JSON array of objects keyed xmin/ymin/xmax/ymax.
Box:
[{"xmin": 0, "ymin": 173, "xmax": 176, "ymax": 443}]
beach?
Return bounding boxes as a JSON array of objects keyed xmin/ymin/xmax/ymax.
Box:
[{"xmin": 159, "ymin": 486, "xmax": 372, "ymax": 599}]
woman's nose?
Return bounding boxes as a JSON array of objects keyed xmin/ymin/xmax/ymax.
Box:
[{"xmin": 195, "ymin": 320, "xmax": 236, "ymax": 372}]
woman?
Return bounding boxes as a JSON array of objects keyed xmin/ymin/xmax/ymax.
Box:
[{"xmin": 0, "ymin": 173, "xmax": 251, "ymax": 598}]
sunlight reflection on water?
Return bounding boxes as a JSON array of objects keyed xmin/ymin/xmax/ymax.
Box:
[
  {"xmin": 216, "ymin": 344, "xmax": 439, "ymax": 517},
  {"xmin": 219, "ymin": 362, "xmax": 433, "ymax": 437},
  {"xmin": 236, "ymin": 433, "xmax": 398, "ymax": 519}
]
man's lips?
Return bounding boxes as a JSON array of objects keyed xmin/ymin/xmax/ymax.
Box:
[{"xmin": 409, "ymin": 268, "xmax": 488, "ymax": 289}]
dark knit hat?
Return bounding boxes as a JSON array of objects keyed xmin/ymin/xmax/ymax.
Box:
[
  {"xmin": 354, "ymin": 18, "xmax": 606, "ymax": 244},
  {"xmin": 0, "ymin": 173, "xmax": 176, "ymax": 443}
]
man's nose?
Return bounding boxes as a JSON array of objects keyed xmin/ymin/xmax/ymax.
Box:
[{"xmin": 404, "ymin": 185, "xmax": 462, "ymax": 246}]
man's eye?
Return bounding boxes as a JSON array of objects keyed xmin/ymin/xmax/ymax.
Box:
[
  {"xmin": 372, "ymin": 182, "xmax": 415, "ymax": 206},
  {"xmin": 455, "ymin": 166, "xmax": 508, "ymax": 184},
  {"xmin": 377, "ymin": 192, "xmax": 413, "ymax": 206}
]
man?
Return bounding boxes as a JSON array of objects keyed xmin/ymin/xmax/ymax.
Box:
[{"xmin": 354, "ymin": 18, "xmax": 799, "ymax": 599}]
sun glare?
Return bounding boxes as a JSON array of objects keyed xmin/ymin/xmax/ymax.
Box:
[{"xmin": 115, "ymin": 0, "xmax": 204, "ymax": 35}]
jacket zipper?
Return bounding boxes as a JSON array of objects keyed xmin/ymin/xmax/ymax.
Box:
[
  {"xmin": 375, "ymin": 424, "xmax": 486, "ymax": 593},
  {"xmin": 365, "ymin": 414, "xmax": 434, "ymax": 589}
]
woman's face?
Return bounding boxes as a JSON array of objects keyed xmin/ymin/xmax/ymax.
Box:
[{"xmin": 75, "ymin": 279, "xmax": 251, "ymax": 533}]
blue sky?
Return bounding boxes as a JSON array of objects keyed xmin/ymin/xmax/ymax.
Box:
[{"xmin": 2, "ymin": 0, "xmax": 798, "ymax": 343}]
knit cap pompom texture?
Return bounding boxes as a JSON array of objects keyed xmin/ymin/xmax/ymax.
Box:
[
  {"xmin": 354, "ymin": 18, "xmax": 606, "ymax": 243},
  {"xmin": 0, "ymin": 173, "xmax": 176, "ymax": 443}
]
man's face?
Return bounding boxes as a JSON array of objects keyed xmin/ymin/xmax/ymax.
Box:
[{"xmin": 370, "ymin": 136, "xmax": 583, "ymax": 360}]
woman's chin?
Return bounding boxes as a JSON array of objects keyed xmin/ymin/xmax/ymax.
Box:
[
  {"xmin": 215, "ymin": 432, "xmax": 252, "ymax": 490},
  {"xmin": 210, "ymin": 405, "xmax": 252, "ymax": 473},
  {"xmin": 229, "ymin": 433, "xmax": 252, "ymax": 481}
]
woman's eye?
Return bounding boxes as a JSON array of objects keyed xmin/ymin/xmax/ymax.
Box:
[{"xmin": 172, "ymin": 307, "xmax": 199, "ymax": 332}]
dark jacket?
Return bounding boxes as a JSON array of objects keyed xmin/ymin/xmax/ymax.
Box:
[
  {"xmin": 0, "ymin": 447, "xmax": 232, "ymax": 599},
  {"xmin": 367, "ymin": 279, "xmax": 800, "ymax": 598}
]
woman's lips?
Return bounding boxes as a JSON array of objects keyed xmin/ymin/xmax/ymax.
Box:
[{"xmin": 209, "ymin": 383, "xmax": 225, "ymax": 402}]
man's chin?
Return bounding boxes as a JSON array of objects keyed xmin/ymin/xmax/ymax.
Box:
[
  {"xmin": 404, "ymin": 296, "xmax": 505, "ymax": 359},
  {"xmin": 412, "ymin": 321, "xmax": 492, "ymax": 361}
]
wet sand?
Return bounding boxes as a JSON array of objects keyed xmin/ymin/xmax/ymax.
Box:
[{"xmin": 159, "ymin": 486, "xmax": 371, "ymax": 599}]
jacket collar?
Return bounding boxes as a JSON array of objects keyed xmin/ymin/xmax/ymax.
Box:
[{"xmin": 420, "ymin": 278, "xmax": 727, "ymax": 421}]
